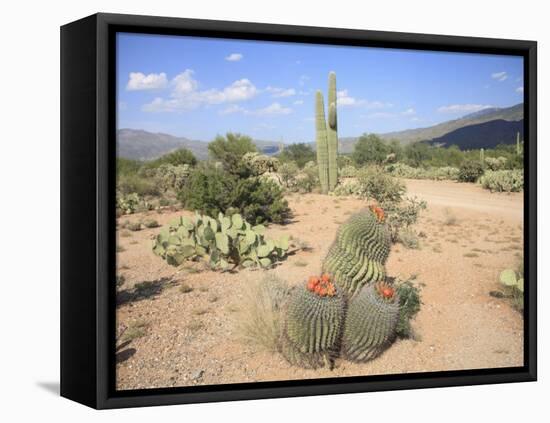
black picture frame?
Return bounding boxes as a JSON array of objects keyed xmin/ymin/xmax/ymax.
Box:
[{"xmin": 60, "ymin": 12, "xmax": 537, "ymax": 409}]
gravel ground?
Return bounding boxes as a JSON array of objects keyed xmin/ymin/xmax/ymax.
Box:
[{"xmin": 115, "ymin": 179, "xmax": 524, "ymax": 390}]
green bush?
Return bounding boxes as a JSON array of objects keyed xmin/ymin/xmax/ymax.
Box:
[
  {"xmin": 228, "ymin": 178, "xmax": 291, "ymax": 224},
  {"xmin": 352, "ymin": 134, "xmax": 389, "ymax": 165},
  {"xmin": 458, "ymin": 160, "xmax": 484, "ymax": 183},
  {"xmin": 395, "ymin": 279, "xmax": 422, "ymax": 338},
  {"xmin": 117, "ymin": 173, "xmax": 160, "ymax": 196},
  {"xmin": 479, "ymin": 169, "xmax": 524, "ymax": 192},
  {"xmin": 154, "ymin": 164, "xmax": 191, "ymax": 192},
  {"xmin": 382, "ymin": 196, "xmax": 427, "ymax": 243},
  {"xmin": 385, "ymin": 163, "xmax": 459, "ymax": 181},
  {"xmin": 484, "ymin": 156, "xmax": 507, "ymax": 171},
  {"xmin": 357, "ymin": 166, "xmax": 405, "ymax": 203},
  {"xmin": 340, "ymin": 165, "xmax": 357, "ymax": 178},
  {"xmin": 277, "ymin": 143, "xmax": 315, "ymax": 168},
  {"xmin": 148, "ymin": 148, "xmax": 197, "ymax": 168},
  {"xmin": 278, "ymin": 161, "xmax": 319, "ymax": 193},
  {"xmin": 208, "ymin": 133, "xmax": 257, "ymax": 176},
  {"xmin": 178, "ymin": 164, "xmax": 291, "ymax": 224}
]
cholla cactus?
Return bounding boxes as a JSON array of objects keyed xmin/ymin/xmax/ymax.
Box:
[
  {"xmin": 322, "ymin": 207, "xmax": 391, "ymax": 297},
  {"xmin": 155, "ymin": 164, "xmax": 190, "ymax": 192},
  {"xmin": 281, "ymin": 274, "xmax": 346, "ymax": 369},
  {"xmin": 342, "ymin": 282, "xmax": 400, "ymax": 362},
  {"xmin": 242, "ymin": 152, "xmax": 280, "ymax": 176}
]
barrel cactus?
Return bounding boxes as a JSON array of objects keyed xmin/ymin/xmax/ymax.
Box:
[
  {"xmin": 322, "ymin": 206, "xmax": 391, "ymax": 297},
  {"xmin": 342, "ymin": 281, "xmax": 400, "ymax": 362},
  {"xmin": 281, "ymin": 274, "xmax": 346, "ymax": 369}
]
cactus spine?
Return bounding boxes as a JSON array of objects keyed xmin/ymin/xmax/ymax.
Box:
[
  {"xmin": 342, "ymin": 282, "xmax": 400, "ymax": 362},
  {"xmin": 322, "ymin": 207, "xmax": 391, "ymax": 298},
  {"xmin": 327, "ymin": 72, "xmax": 338, "ymax": 191},
  {"xmin": 281, "ymin": 279, "xmax": 346, "ymax": 369},
  {"xmin": 315, "ymin": 90, "xmax": 330, "ymax": 194}
]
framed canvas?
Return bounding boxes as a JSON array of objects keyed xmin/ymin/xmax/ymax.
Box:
[{"xmin": 60, "ymin": 13, "xmax": 537, "ymax": 409}]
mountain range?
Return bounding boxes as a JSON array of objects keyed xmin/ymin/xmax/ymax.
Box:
[{"xmin": 117, "ymin": 103, "xmax": 523, "ymax": 161}]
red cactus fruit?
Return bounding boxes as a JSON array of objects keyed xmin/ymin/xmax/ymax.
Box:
[
  {"xmin": 369, "ymin": 205, "xmax": 385, "ymax": 222},
  {"xmin": 305, "ymin": 275, "xmax": 337, "ymax": 298},
  {"xmin": 375, "ymin": 281, "xmax": 395, "ymax": 300}
]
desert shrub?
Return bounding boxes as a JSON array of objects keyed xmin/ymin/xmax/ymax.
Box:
[
  {"xmin": 278, "ymin": 161, "xmax": 299, "ymax": 190},
  {"xmin": 154, "ymin": 164, "xmax": 191, "ymax": 192},
  {"xmin": 178, "ymin": 164, "xmax": 290, "ymax": 224},
  {"xmin": 126, "ymin": 222, "xmax": 142, "ymax": 232},
  {"xmin": 228, "ymin": 178, "xmax": 291, "ymax": 224},
  {"xmin": 479, "ymin": 169, "xmax": 524, "ymax": 192},
  {"xmin": 340, "ymin": 165, "xmax": 357, "ymax": 178},
  {"xmin": 149, "ymin": 147, "xmax": 197, "ymax": 168},
  {"xmin": 117, "ymin": 173, "xmax": 160, "ymax": 196},
  {"xmin": 385, "ymin": 163, "xmax": 459, "ymax": 181},
  {"xmin": 337, "ymin": 155, "xmax": 353, "ymax": 168},
  {"xmin": 395, "ymin": 279, "xmax": 422, "ymax": 338},
  {"xmin": 382, "ymin": 196, "xmax": 427, "ymax": 243},
  {"xmin": 356, "ymin": 166, "xmax": 405, "ymax": 203},
  {"xmin": 397, "ymin": 228, "xmax": 420, "ymax": 249},
  {"xmin": 458, "ymin": 160, "xmax": 484, "ymax": 183},
  {"xmin": 177, "ymin": 165, "xmax": 234, "ymax": 217},
  {"xmin": 117, "ymin": 157, "xmax": 142, "ymax": 176},
  {"xmin": 484, "ymin": 156, "xmax": 507, "ymax": 171},
  {"xmin": 143, "ymin": 218, "xmax": 160, "ymax": 228},
  {"xmin": 352, "ymin": 133, "xmax": 389, "ymax": 165},
  {"xmin": 277, "ymin": 143, "xmax": 315, "ymax": 168},
  {"xmin": 295, "ymin": 163, "xmax": 319, "ymax": 193},
  {"xmin": 208, "ymin": 133, "xmax": 257, "ymax": 176},
  {"xmin": 241, "ymin": 152, "xmax": 279, "ymax": 176},
  {"xmin": 117, "ymin": 192, "xmax": 140, "ymax": 214},
  {"xmin": 235, "ymin": 275, "xmax": 290, "ymax": 351}
]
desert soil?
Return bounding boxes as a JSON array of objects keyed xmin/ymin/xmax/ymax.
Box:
[{"xmin": 115, "ymin": 179, "xmax": 524, "ymax": 390}]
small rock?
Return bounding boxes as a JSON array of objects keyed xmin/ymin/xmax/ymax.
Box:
[{"xmin": 191, "ymin": 369, "xmax": 204, "ymax": 380}]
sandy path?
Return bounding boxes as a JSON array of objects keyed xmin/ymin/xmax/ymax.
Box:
[{"xmin": 115, "ymin": 179, "xmax": 524, "ymax": 390}]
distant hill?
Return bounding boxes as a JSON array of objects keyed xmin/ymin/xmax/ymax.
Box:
[
  {"xmin": 428, "ymin": 119, "xmax": 524, "ymax": 149},
  {"xmin": 334, "ymin": 103, "xmax": 524, "ymax": 153},
  {"xmin": 117, "ymin": 129, "xmax": 281, "ymax": 161},
  {"xmin": 118, "ymin": 103, "xmax": 524, "ymax": 159}
]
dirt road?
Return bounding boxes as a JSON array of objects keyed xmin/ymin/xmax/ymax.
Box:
[{"xmin": 115, "ymin": 179, "xmax": 524, "ymax": 390}]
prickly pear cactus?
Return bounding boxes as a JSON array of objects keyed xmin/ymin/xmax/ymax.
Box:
[
  {"xmin": 322, "ymin": 206, "xmax": 391, "ymax": 297},
  {"xmin": 281, "ymin": 275, "xmax": 346, "ymax": 369},
  {"xmin": 152, "ymin": 212, "xmax": 289, "ymax": 270},
  {"xmin": 342, "ymin": 282, "xmax": 400, "ymax": 362}
]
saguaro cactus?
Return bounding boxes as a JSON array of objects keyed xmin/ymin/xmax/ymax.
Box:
[
  {"xmin": 327, "ymin": 72, "xmax": 338, "ymax": 191},
  {"xmin": 480, "ymin": 148, "xmax": 485, "ymax": 164},
  {"xmin": 516, "ymin": 132, "xmax": 522, "ymax": 155},
  {"xmin": 316, "ymin": 91, "xmax": 329, "ymax": 194}
]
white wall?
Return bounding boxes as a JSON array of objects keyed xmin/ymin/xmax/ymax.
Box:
[{"xmin": 1, "ymin": 0, "xmax": 546, "ymax": 421}]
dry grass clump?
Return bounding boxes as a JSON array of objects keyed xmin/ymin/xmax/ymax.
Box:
[
  {"xmin": 234, "ymin": 275, "xmax": 290, "ymax": 352},
  {"xmin": 442, "ymin": 208, "xmax": 458, "ymax": 226}
]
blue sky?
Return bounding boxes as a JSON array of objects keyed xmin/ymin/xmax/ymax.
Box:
[{"xmin": 117, "ymin": 32, "xmax": 524, "ymax": 143}]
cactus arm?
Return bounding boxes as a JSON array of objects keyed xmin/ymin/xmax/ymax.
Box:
[
  {"xmin": 315, "ymin": 90, "xmax": 329, "ymax": 194},
  {"xmin": 327, "ymin": 72, "xmax": 338, "ymax": 191}
]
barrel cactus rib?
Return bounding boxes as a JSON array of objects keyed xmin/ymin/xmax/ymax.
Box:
[
  {"xmin": 281, "ymin": 277, "xmax": 346, "ymax": 369},
  {"xmin": 322, "ymin": 208, "xmax": 391, "ymax": 297},
  {"xmin": 342, "ymin": 283, "xmax": 400, "ymax": 362}
]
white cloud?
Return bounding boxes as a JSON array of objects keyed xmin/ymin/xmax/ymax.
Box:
[
  {"xmin": 402, "ymin": 108, "xmax": 416, "ymax": 116},
  {"xmin": 249, "ymin": 102, "xmax": 292, "ymax": 116},
  {"xmin": 126, "ymin": 72, "xmax": 168, "ymax": 91},
  {"xmin": 337, "ymin": 89, "xmax": 365, "ymax": 107},
  {"xmin": 266, "ymin": 86, "xmax": 296, "ymax": 98},
  {"xmin": 225, "ymin": 53, "xmax": 243, "ymax": 62},
  {"xmin": 516, "ymin": 86, "xmax": 524, "ymax": 94},
  {"xmin": 293, "ymin": 100, "xmax": 304, "ymax": 105},
  {"xmin": 142, "ymin": 71, "xmax": 258, "ymax": 112},
  {"xmin": 437, "ymin": 104, "xmax": 493, "ymax": 114},
  {"xmin": 336, "ymin": 90, "xmax": 392, "ymax": 109},
  {"xmin": 491, "ymin": 71, "xmax": 508, "ymax": 82},
  {"xmin": 366, "ymin": 112, "xmax": 395, "ymax": 119},
  {"xmin": 219, "ymin": 105, "xmax": 246, "ymax": 115},
  {"xmin": 171, "ymin": 70, "xmax": 198, "ymax": 97}
]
